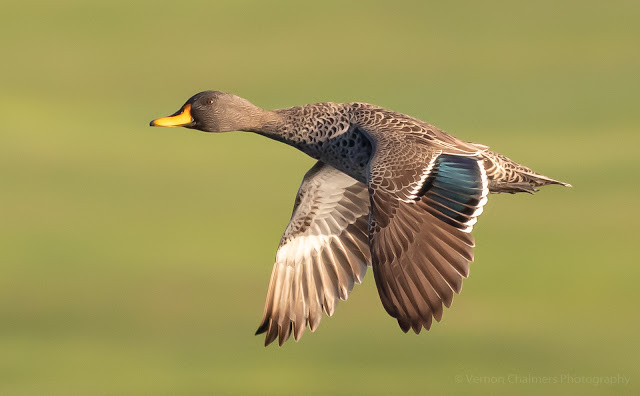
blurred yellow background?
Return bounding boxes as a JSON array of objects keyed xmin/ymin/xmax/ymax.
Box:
[{"xmin": 1, "ymin": 0, "xmax": 638, "ymax": 394}]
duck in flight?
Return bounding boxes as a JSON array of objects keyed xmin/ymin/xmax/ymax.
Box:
[{"xmin": 150, "ymin": 91, "xmax": 570, "ymax": 346}]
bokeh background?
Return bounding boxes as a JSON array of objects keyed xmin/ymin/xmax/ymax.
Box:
[{"xmin": 1, "ymin": 0, "xmax": 638, "ymax": 394}]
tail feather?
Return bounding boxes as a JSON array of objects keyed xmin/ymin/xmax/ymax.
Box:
[
  {"xmin": 527, "ymin": 173, "xmax": 572, "ymax": 188},
  {"xmin": 481, "ymin": 150, "xmax": 571, "ymax": 194}
]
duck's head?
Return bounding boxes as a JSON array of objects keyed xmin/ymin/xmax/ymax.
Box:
[{"xmin": 150, "ymin": 90, "xmax": 264, "ymax": 133}]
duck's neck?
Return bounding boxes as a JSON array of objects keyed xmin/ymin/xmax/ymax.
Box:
[
  {"xmin": 240, "ymin": 108, "xmax": 284, "ymax": 136},
  {"xmin": 239, "ymin": 106, "xmax": 308, "ymax": 149}
]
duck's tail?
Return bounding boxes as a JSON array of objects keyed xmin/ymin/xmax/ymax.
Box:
[{"xmin": 479, "ymin": 150, "xmax": 572, "ymax": 194}]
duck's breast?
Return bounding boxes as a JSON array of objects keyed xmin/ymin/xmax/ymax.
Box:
[{"xmin": 315, "ymin": 125, "xmax": 372, "ymax": 184}]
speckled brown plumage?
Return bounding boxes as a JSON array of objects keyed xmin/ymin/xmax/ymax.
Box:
[{"xmin": 150, "ymin": 91, "xmax": 571, "ymax": 346}]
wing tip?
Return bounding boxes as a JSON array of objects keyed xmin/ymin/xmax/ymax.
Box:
[
  {"xmin": 398, "ymin": 316, "xmax": 435, "ymax": 334},
  {"xmin": 255, "ymin": 321, "xmax": 268, "ymax": 336}
]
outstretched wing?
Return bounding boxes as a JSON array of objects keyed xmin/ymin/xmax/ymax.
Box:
[
  {"xmin": 256, "ymin": 161, "xmax": 371, "ymax": 346},
  {"xmin": 354, "ymin": 110, "xmax": 489, "ymax": 333}
]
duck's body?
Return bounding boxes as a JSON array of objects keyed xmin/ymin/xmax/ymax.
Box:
[
  {"xmin": 251, "ymin": 101, "xmax": 564, "ymax": 192},
  {"xmin": 151, "ymin": 91, "xmax": 570, "ymax": 346}
]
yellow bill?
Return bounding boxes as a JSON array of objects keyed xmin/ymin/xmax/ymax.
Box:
[{"xmin": 150, "ymin": 104, "xmax": 193, "ymax": 127}]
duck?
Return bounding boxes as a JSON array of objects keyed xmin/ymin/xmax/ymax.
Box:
[{"xmin": 150, "ymin": 91, "xmax": 571, "ymax": 346}]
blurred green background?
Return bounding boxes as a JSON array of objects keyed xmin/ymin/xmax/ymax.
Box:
[{"xmin": 1, "ymin": 0, "xmax": 638, "ymax": 394}]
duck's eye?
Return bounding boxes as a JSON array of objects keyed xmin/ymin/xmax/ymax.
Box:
[{"xmin": 206, "ymin": 99, "xmax": 214, "ymax": 105}]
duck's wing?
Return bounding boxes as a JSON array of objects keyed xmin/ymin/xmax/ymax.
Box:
[
  {"xmin": 256, "ymin": 161, "xmax": 371, "ymax": 346},
  {"xmin": 359, "ymin": 126, "xmax": 489, "ymax": 333}
]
